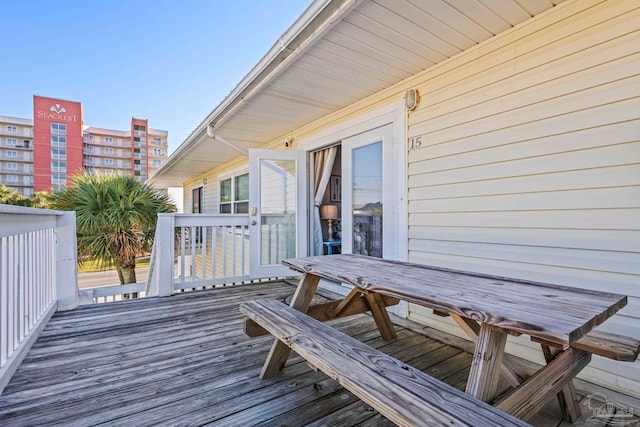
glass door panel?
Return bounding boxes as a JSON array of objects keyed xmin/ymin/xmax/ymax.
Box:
[
  {"xmin": 352, "ymin": 142, "xmax": 383, "ymax": 258},
  {"xmin": 249, "ymin": 149, "xmax": 308, "ymax": 278},
  {"xmin": 259, "ymin": 159, "xmax": 296, "ymax": 266}
]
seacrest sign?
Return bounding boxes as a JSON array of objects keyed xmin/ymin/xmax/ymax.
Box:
[{"xmin": 36, "ymin": 104, "xmax": 78, "ymax": 122}]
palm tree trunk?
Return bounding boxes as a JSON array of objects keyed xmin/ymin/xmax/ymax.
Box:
[{"xmin": 120, "ymin": 261, "xmax": 137, "ymax": 299}]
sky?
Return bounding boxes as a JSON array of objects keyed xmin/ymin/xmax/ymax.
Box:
[{"xmin": 0, "ymin": 0, "xmax": 311, "ymax": 155}]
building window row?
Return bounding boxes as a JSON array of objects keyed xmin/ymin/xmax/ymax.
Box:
[
  {"xmin": 51, "ymin": 148, "xmax": 66, "ymax": 160},
  {"xmin": 51, "ymin": 135, "xmax": 66, "ymax": 147},
  {"xmin": 52, "ymin": 161, "xmax": 66, "ymax": 172},
  {"xmin": 51, "ymin": 123, "xmax": 67, "ymax": 135},
  {"xmin": 51, "ymin": 173, "xmax": 66, "ymax": 185}
]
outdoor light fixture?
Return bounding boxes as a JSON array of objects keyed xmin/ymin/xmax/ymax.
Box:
[
  {"xmin": 405, "ymin": 89, "xmax": 420, "ymax": 111},
  {"xmin": 320, "ymin": 204, "xmax": 339, "ymax": 241}
]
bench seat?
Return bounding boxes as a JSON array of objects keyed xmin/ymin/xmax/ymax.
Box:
[
  {"xmin": 532, "ymin": 330, "xmax": 640, "ymax": 362},
  {"xmin": 240, "ymin": 298, "xmax": 531, "ymax": 427}
]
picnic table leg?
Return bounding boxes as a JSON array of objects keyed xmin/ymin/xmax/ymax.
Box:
[
  {"xmin": 541, "ymin": 345, "xmax": 581, "ymax": 422},
  {"xmin": 451, "ymin": 314, "xmax": 525, "ymax": 387},
  {"xmin": 364, "ymin": 292, "xmax": 397, "ymax": 340},
  {"xmin": 466, "ymin": 323, "xmax": 508, "ymax": 402},
  {"xmin": 260, "ymin": 273, "xmax": 321, "ymax": 379}
]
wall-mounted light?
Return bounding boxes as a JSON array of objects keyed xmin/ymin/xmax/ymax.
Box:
[
  {"xmin": 284, "ymin": 138, "xmax": 292, "ymax": 148},
  {"xmin": 202, "ymin": 178, "xmax": 208, "ymax": 185},
  {"xmin": 405, "ymin": 89, "xmax": 420, "ymax": 111}
]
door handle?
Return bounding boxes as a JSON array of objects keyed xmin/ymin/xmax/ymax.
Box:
[{"xmin": 251, "ymin": 220, "xmax": 257, "ymax": 226}]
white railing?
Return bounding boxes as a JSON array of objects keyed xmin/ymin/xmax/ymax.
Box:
[
  {"xmin": 146, "ymin": 214, "xmax": 252, "ymax": 296},
  {"xmin": 0, "ymin": 205, "xmax": 78, "ymax": 393},
  {"xmin": 78, "ymin": 283, "xmax": 147, "ymax": 304}
]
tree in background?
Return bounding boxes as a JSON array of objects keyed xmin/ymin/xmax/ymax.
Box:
[
  {"xmin": 0, "ymin": 185, "xmax": 51, "ymax": 208},
  {"xmin": 50, "ymin": 173, "xmax": 175, "ymax": 285}
]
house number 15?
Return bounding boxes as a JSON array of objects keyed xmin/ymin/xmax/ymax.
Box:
[{"xmin": 408, "ymin": 136, "xmax": 422, "ymax": 150}]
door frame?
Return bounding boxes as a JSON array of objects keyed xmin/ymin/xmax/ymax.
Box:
[{"xmin": 300, "ymin": 100, "xmax": 408, "ymax": 263}]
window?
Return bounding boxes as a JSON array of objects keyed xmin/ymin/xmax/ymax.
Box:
[
  {"xmin": 6, "ymin": 175, "xmax": 18, "ymax": 183},
  {"xmin": 6, "ymin": 138, "xmax": 17, "ymax": 145},
  {"xmin": 6, "ymin": 162, "xmax": 17, "ymax": 170},
  {"xmin": 51, "ymin": 173, "xmax": 66, "ymax": 185},
  {"xmin": 104, "ymin": 137, "xmax": 113, "ymax": 143},
  {"xmin": 51, "ymin": 161, "xmax": 66, "ymax": 172},
  {"xmin": 152, "ymin": 148, "xmax": 163, "ymax": 156},
  {"xmin": 23, "ymin": 140, "xmax": 30, "ymax": 148},
  {"xmin": 51, "ymin": 123, "xmax": 66, "ymax": 135},
  {"xmin": 219, "ymin": 172, "xmax": 248, "ymax": 214},
  {"xmin": 192, "ymin": 187, "xmax": 203, "ymax": 213},
  {"xmin": 105, "ymin": 169, "xmax": 113, "ymax": 174},
  {"xmin": 6, "ymin": 150, "xmax": 17, "ymax": 158},
  {"xmin": 152, "ymin": 137, "xmax": 162, "ymax": 144},
  {"xmin": 51, "ymin": 135, "xmax": 66, "ymax": 147},
  {"xmin": 104, "ymin": 158, "xmax": 113, "ymax": 165},
  {"xmin": 6, "ymin": 125, "xmax": 17, "ymax": 133},
  {"xmin": 151, "ymin": 159, "xmax": 162, "ymax": 166},
  {"xmin": 51, "ymin": 148, "xmax": 66, "ymax": 159},
  {"xmin": 104, "ymin": 147, "xmax": 113, "ymax": 154}
]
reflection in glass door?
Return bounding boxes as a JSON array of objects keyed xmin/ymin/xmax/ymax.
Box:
[{"xmin": 352, "ymin": 142, "xmax": 382, "ymax": 257}]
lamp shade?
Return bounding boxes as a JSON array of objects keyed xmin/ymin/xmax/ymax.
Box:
[{"xmin": 320, "ymin": 204, "xmax": 339, "ymax": 220}]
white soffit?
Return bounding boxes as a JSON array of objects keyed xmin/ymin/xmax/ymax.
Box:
[{"xmin": 151, "ymin": 0, "xmax": 563, "ymax": 188}]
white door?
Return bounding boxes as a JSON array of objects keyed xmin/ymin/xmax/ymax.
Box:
[
  {"xmin": 249, "ymin": 149, "xmax": 308, "ymax": 278},
  {"xmin": 342, "ymin": 124, "xmax": 398, "ymax": 259}
]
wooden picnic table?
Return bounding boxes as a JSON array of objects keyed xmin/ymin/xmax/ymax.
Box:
[{"xmin": 253, "ymin": 254, "xmax": 631, "ymax": 423}]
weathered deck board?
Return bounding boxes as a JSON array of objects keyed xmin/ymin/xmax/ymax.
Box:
[{"xmin": 0, "ymin": 281, "xmax": 637, "ymax": 427}]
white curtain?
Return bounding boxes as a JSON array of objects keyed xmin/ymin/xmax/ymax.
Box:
[{"xmin": 313, "ymin": 146, "xmax": 337, "ymax": 255}]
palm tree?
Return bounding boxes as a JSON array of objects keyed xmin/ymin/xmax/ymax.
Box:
[{"xmin": 51, "ymin": 173, "xmax": 175, "ymax": 285}]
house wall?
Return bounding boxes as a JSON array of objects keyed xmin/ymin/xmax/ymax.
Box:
[
  {"xmin": 182, "ymin": 0, "xmax": 639, "ymax": 396},
  {"xmin": 403, "ymin": 0, "xmax": 640, "ymax": 397}
]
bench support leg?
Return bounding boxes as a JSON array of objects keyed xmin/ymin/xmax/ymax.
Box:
[
  {"xmin": 541, "ymin": 345, "xmax": 581, "ymax": 423},
  {"xmin": 365, "ymin": 292, "xmax": 397, "ymax": 340},
  {"xmin": 260, "ymin": 273, "xmax": 321, "ymax": 379},
  {"xmin": 466, "ymin": 323, "xmax": 507, "ymax": 402}
]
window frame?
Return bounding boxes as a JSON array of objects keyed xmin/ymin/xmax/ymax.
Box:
[
  {"xmin": 218, "ymin": 169, "xmax": 249, "ymax": 214},
  {"xmin": 6, "ymin": 125, "xmax": 17, "ymax": 133}
]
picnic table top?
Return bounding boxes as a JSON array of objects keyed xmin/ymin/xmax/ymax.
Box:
[{"xmin": 282, "ymin": 254, "xmax": 627, "ymax": 346}]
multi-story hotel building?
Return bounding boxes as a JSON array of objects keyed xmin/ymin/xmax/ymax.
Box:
[{"xmin": 0, "ymin": 96, "xmax": 168, "ymax": 195}]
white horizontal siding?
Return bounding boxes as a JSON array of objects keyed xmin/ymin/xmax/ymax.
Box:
[{"xmin": 406, "ymin": 0, "xmax": 640, "ymax": 397}]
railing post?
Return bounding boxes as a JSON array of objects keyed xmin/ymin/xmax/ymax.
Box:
[
  {"xmin": 156, "ymin": 214, "xmax": 175, "ymax": 297},
  {"xmin": 55, "ymin": 211, "xmax": 78, "ymax": 311}
]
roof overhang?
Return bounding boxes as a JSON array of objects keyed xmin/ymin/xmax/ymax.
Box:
[{"xmin": 150, "ymin": 0, "xmax": 563, "ymax": 188}]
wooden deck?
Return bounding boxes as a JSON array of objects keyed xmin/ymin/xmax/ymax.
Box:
[{"xmin": 0, "ymin": 281, "xmax": 637, "ymax": 426}]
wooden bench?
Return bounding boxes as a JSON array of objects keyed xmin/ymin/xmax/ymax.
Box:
[
  {"xmin": 240, "ymin": 298, "xmax": 531, "ymax": 427},
  {"xmin": 532, "ymin": 330, "xmax": 640, "ymax": 362}
]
